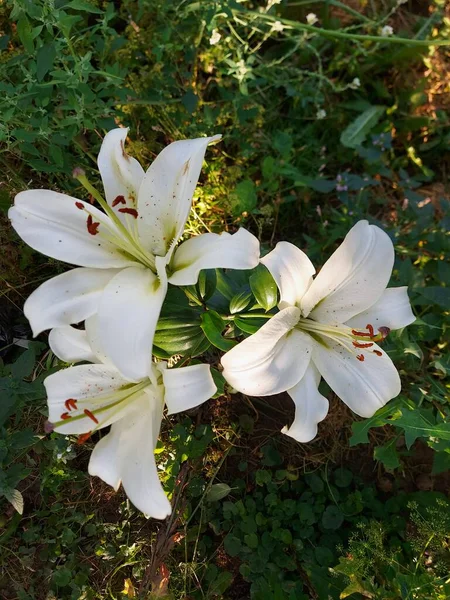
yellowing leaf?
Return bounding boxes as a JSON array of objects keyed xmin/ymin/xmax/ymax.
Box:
[{"xmin": 121, "ymin": 578, "xmax": 135, "ymax": 598}]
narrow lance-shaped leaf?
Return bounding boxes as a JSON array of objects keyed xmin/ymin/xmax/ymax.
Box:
[{"xmin": 197, "ymin": 269, "xmax": 217, "ymax": 302}]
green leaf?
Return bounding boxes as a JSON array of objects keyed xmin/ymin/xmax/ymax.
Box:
[
  {"xmin": 334, "ymin": 468, "xmax": 353, "ymax": 488},
  {"xmin": 432, "ymin": 450, "xmax": 450, "ymax": 475},
  {"xmin": 17, "ymin": 17, "xmax": 34, "ymax": 54},
  {"xmin": 234, "ymin": 316, "xmax": 267, "ymax": 335},
  {"xmin": 11, "ymin": 348, "xmax": 36, "ymax": 380},
  {"xmin": 207, "ymin": 483, "xmax": 231, "ymax": 502},
  {"xmin": 389, "ymin": 409, "xmax": 450, "ymax": 449},
  {"xmin": 349, "ymin": 399, "xmax": 402, "ymax": 445},
  {"xmin": 255, "ymin": 470, "xmax": 271, "ymax": 486},
  {"xmin": 244, "ymin": 533, "xmax": 258, "ymax": 549},
  {"xmin": 340, "ymin": 106, "xmax": 386, "ymax": 148},
  {"xmin": 224, "ymin": 534, "xmax": 242, "ymax": 557},
  {"xmin": 36, "ymin": 43, "xmax": 57, "ymax": 81},
  {"xmin": 249, "ymin": 264, "xmax": 278, "ymax": 311},
  {"xmin": 66, "ymin": 0, "xmax": 104, "ymax": 13},
  {"xmin": 210, "ymin": 367, "xmax": 226, "ymax": 397},
  {"xmin": 374, "ymin": 441, "xmax": 401, "ymax": 470},
  {"xmin": 322, "ymin": 505, "xmax": 344, "ymax": 530},
  {"xmin": 52, "ymin": 567, "xmax": 72, "ymax": 587},
  {"xmin": 207, "ymin": 571, "xmax": 233, "ymax": 596},
  {"xmin": 200, "ymin": 311, "xmax": 236, "ymax": 351},
  {"xmin": 181, "ymin": 90, "xmax": 198, "ymax": 114},
  {"xmin": 229, "ymin": 289, "xmax": 252, "ymax": 314},
  {"xmin": 197, "ymin": 269, "xmax": 216, "ymax": 302},
  {"xmin": 230, "ymin": 179, "xmax": 257, "ymax": 215},
  {"xmin": 419, "ymin": 286, "xmax": 450, "ymax": 308}
]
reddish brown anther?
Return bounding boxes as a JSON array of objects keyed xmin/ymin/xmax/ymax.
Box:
[
  {"xmin": 356, "ymin": 354, "xmax": 365, "ymax": 362},
  {"xmin": 84, "ymin": 409, "xmax": 99, "ymax": 424},
  {"xmin": 373, "ymin": 350, "xmax": 382, "ymax": 357},
  {"xmin": 65, "ymin": 398, "xmax": 77, "ymax": 411},
  {"xmin": 353, "ymin": 341, "xmax": 374, "ymax": 349},
  {"xmin": 77, "ymin": 432, "xmax": 92, "ymax": 445},
  {"xmin": 112, "ymin": 195, "xmax": 126, "ymax": 207},
  {"xmin": 351, "ymin": 329, "xmax": 372, "ymax": 338},
  {"xmin": 75, "ymin": 202, "xmax": 84, "ymax": 210},
  {"xmin": 86, "ymin": 214, "xmax": 100, "ymax": 235},
  {"xmin": 366, "ymin": 324, "xmax": 374, "ymax": 338},
  {"xmin": 60, "ymin": 412, "xmax": 71, "ymax": 420},
  {"xmin": 118, "ymin": 207, "xmax": 138, "ymax": 218}
]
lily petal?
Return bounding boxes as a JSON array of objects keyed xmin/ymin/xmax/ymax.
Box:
[
  {"xmin": 89, "ymin": 389, "xmax": 171, "ymax": 519},
  {"xmin": 9, "ymin": 191, "xmax": 132, "ymax": 268},
  {"xmin": 162, "ymin": 364, "xmax": 216, "ymax": 415},
  {"xmin": 261, "ymin": 241, "xmax": 315, "ymax": 309},
  {"xmin": 168, "ymin": 229, "xmax": 260, "ymax": 286},
  {"xmin": 345, "ymin": 287, "xmax": 415, "ymax": 331},
  {"xmin": 311, "ymin": 339, "xmax": 401, "ymax": 418},
  {"xmin": 97, "ymin": 128, "xmax": 145, "ymax": 214},
  {"xmin": 221, "ymin": 307, "xmax": 312, "ymax": 396},
  {"xmin": 49, "ymin": 326, "xmax": 97, "ymax": 363},
  {"xmin": 282, "ymin": 363, "xmax": 329, "ymax": 443},
  {"xmin": 85, "ymin": 315, "xmax": 112, "ymax": 365},
  {"xmin": 301, "ymin": 220, "xmax": 394, "ymax": 324},
  {"xmin": 137, "ymin": 135, "xmax": 221, "ymax": 258},
  {"xmin": 24, "ymin": 268, "xmax": 121, "ymax": 336},
  {"xmin": 45, "ymin": 364, "xmax": 137, "ymax": 434},
  {"xmin": 98, "ymin": 266, "xmax": 168, "ymax": 381}
]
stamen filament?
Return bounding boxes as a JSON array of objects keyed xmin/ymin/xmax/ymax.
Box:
[
  {"xmin": 75, "ymin": 174, "xmax": 156, "ymax": 270},
  {"xmin": 52, "ymin": 380, "xmax": 150, "ymax": 430}
]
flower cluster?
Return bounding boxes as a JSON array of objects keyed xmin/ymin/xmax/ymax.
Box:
[{"xmin": 10, "ymin": 129, "xmax": 415, "ymax": 518}]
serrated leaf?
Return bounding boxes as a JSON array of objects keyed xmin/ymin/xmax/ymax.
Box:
[
  {"xmin": 36, "ymin": 43, "xmax": 57, "ymax": 81},
  {"xmin": 389, "ymin": 409, "xmax": 450, "ymax": 449},
  {"xmin": 340, "ymin": 106, "xmax": 386, "ymax": 149},
  {"xmin": 374, "ymin": 441, "xmax": 401, "ymax": 470},
  {"xmin": 249, "ymin": 264, "xmax": 278, "ymax": 311}
]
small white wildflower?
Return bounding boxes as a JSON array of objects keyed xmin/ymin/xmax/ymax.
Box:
[
  {"xmin": 271, "ymin": 20, "xmax": 284, "ymax": 33},
  {"xmin": 306, "ymin": 13, "xmax": 318, "ymax": 26},
  {"xmin": 349, "ymin": 77, "xmax": 361, "ymax": 89},
  {"xmin": 267, "ymin": 0, "xmax": 282, "ymax": 8},
  {"xmin": 316, "ymin": 109, "xmax": 326, "ymax": 120},
  {"xmin": 380, "ymin": 25, "xmax": 394, "ymax": 37},
  {"xmin": 209, "ymin": 29, "xmax": 221, "ymax": 45}
]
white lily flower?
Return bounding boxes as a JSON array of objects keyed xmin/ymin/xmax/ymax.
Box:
[
  {"xmin": 9, "ymin": 128, "xmax": 260, "ymax": 380},
  {"xmin": 221, "ymin": 221, "xmax": 415, "ymax": 443},
  {"xmin": 46, "ymin": 319, "xmax": 217, "ymax": 518}
]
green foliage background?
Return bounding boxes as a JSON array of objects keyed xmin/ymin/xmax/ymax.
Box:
[{"xmin": 0, "ymin": 0, "xmax": 449, "ymax": 599}]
